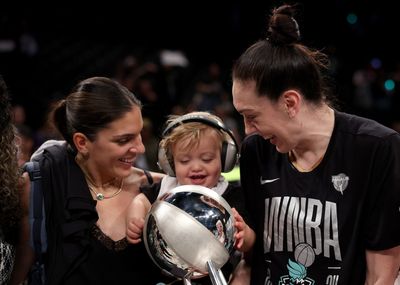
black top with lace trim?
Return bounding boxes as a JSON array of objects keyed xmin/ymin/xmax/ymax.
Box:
[
  {"xmin": 90, "ymin": 224, "xmax": 128, "ymax": 252},
  {"xmin": 39, "ymin": 144, "xmax": 171, "ymax": 284}
]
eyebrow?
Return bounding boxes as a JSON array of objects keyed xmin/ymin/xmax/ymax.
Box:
[
  {"xmin": 112, "ymin": 133, "xmax": 136, "ymax": 139},
  {"xmin": 236, "ymin": 108, "xmax": 254, "ymax": 115}
]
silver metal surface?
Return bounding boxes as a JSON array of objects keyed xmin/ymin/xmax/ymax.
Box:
[
  {"xmin": 143, "ymin": 185, "xmax": 236, "ymax": 282},
  {"xmin": 207, "ymin": 260, "xmax": 228, "ymax": 285}
]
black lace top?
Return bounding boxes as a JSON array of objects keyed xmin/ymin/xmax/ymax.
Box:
[
  {"xmin": 0, "ymin": 230, "xmax": 15, "ymax": 285},
  {"xmin": 61, "ymin": 224, "xmax": 169, "ymax": 284},
  {"xmin": 90, "ymin": 224, "xmax": 128, "ymax": 252}
]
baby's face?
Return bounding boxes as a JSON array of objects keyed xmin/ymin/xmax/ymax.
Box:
[{"xmin": 173, "ymin": 131, "xmax": 222, "ymax": 188}]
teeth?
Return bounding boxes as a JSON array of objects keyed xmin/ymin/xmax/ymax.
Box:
[{"xmin": 120, "ymin": 158, "xmax": 133, "ymax": 163}]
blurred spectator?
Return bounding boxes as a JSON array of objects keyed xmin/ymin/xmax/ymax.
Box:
[
  {"xmin": 189, "ymin": 62, "xmax": 228, "ymax": 112},
  {"xmin": 15, "ymin": 124, "xmax": 34, "ymax": 167},
  {"xmin": 11, "ymin": 104, "xmax": 26, "ymax": 125},
  {"xmin": 33, "ymin": 101, "xmax": 63, "ymax": 150},
  {"xmin": 134, "ymin": 117, "xmax": 160, "ymax": 171}
]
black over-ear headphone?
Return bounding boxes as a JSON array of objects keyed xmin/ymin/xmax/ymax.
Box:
[{"xmin": 157, "ymin": 113, "xmax": 239, "ymax": 176}]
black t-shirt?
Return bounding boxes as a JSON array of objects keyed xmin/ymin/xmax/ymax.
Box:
[{"xmin": 240, "ymin": 111, "xmax": 400, "ymax": 285}]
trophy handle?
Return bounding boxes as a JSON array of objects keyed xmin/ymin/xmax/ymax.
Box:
[{"xmin": 207, "ymin": 260, "xmax": 228, "ymax": 285}]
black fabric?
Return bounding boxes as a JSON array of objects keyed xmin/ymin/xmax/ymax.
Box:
[
  {"xmin": 24, "ymin": 160, "xmax": 46, "ymax": 285},
  {"xmin": 143, "ymin": 169, "xmax": 154, "ymax": 185},
  {"xmin": 39, "ymin": 144, "xmax": 169, "ymax": 285},
  {"xmin": 63, "ymin": 224, "xmax": 170, "ymax": 284},
  {"xmin": 240, "ymin": 111, "xmax": 400, "ymax": 285},
  {"xmin": 141, "ymin": 182, "xmax": 161, "ymax": 203}
]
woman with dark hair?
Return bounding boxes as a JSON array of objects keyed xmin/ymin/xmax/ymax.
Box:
[
  {"xmin": 0, "ymin": 76, "xmax": 33, "ymax": 285},
  {"xmin": 232, "ymin": 4, "xmax": 400, "ymax": 284},
  {"xmin": 18, "ymin": 77, "xmax": 168, "ymax": 284},
  {"xmin": 0, "ymin": 75, "xmax": 21, "ymax": 284}
]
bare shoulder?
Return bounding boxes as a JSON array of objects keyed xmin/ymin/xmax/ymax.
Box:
[{"xmin": 125, "ymin": 167, "xmax": 165, "ymax": 187}]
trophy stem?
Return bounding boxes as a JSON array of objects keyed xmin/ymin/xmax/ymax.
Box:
[
  {"xmin": 182, "ymin": 271, "xmax": 193, "ymax": 285},
  {"xmin": 206, "ymin": 260, "xmax": 227, "ymax": 285}
]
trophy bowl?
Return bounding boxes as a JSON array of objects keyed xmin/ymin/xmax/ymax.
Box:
[{"xmin": 143, "ymin": 185, "xmax": 236, "ymax": 281}]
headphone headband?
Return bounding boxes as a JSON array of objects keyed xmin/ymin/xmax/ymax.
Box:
[{"xmin": 162, "ymin": 114, "xmax": 237, "ymax": 146}]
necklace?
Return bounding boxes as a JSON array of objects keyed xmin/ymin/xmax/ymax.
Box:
[
  {"xmin": 75, "ymin": 156, "xmax": 124, "ymax": 200},
  {"xmin": 288, "ymin": 151, "xmax": 324, "ymax": 172},
  {"xmin": 87, "ymin": 178, "xmax": 124, "ymax": 201}
]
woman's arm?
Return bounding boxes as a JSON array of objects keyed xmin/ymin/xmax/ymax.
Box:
[{"xmin": 365, "ymin": 245, "xmax": 400, "ymax": 284}]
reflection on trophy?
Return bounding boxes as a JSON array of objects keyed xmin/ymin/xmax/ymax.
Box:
[{"xmin": 143, "ymin": 185, "xmax": 236, "ymax": 285}]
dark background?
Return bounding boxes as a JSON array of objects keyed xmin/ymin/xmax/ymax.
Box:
[{"xmin": 1, "ymin": 0, "xmax": 399, "ymax": 131}]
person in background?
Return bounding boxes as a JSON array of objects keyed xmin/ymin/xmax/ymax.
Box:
[
  {"xmin": 231, "ymin": 4, "xmax": 400, "ymax": 285},
  {"xmin": 0, "ymin": 75, "xmax": 32, "ymax": 285},
  {"xmin": 17, "ymin": 76, "xmax": 169, "ymax": 284},
  {"xmin": 15, "ymin": 124, "xmax": 35, "ymax": 167},
  {"xmin": 133, "ymin": 117, "xmax": 160, "ymax": 171},
  {"xmin": 126, "ymin": 111, "xmax": 255, "ymax": 284}
]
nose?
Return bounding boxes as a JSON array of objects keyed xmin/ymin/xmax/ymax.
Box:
[
  {"xmin": 190, "ymin": 160, "xmax": 203, "ymax": 171},
  {"xmin": 130, "ymin": 135, "xmax": 145, "ymax": 154},
  {"xmin": 244, "ymin": 120, "xmax": 256, "ymax": 135}
]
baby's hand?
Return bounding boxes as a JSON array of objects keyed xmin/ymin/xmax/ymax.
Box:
[
  {"xmin": 126, "ymin": 217, "xmax": 145, "ymax": 244},
  {"xmin": 232, "ymin": 208, "xmax": 246, "ymax": 250},
  {"xmin": 232, "ymin": 208, "xmax": 256, "ymax": 252}
]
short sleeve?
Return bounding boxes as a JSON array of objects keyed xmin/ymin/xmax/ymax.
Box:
[{"xmin": 364, "ymin": 133, "xmax": 400, "ymax": 250}]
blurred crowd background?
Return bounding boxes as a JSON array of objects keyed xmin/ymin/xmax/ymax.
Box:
[{"xmin": 1, "ymin": 1, "xmax": 399, "ymax": 171}]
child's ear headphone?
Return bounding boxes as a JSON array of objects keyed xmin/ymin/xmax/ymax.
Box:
[{"xmin": 157, "ymin": 113, "xmax": 239, "ymax": 176}]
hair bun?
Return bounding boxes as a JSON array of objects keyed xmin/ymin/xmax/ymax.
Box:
[{"xmin": 267, "ymin": 4, "xmax": 300, "ymax": 45}]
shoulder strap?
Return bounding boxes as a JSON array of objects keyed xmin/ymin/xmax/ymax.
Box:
[
  {"xmin": 23, "ymin": 161, "xmax": 46, "ymax": 285},
  {"xmin": 143, "ymin": 169, "xmax": 154, "ymax": 185}
]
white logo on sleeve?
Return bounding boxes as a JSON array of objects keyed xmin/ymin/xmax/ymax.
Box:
[
  {"xmin": 260, "ymin": 177, "xmax": 280, "ymax": 185},
  {"xmin": 331, "ymin": 173, "xmax": 349, "ymax": 194}
]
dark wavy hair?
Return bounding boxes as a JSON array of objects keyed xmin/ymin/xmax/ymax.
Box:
[{"xmin": 0, "ymin": 76, "xmax": 22, "ymax": 244}]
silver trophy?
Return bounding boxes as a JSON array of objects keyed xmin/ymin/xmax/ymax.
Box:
[{"xmin": 143, "ymin": 185, "xmax": 236, "ymax": 285}]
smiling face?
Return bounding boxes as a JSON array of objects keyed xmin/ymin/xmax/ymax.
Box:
[
  {"xmin": 84, "ymin": 105, "xmax": 145, "ymax": 180},
  {"xmin": 172, "ymin": 128, "xmax": 222, "ymax": 188},
  {"xmin": 232, "ymin": 79, "xmax": 295, "ymax": 153}
]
